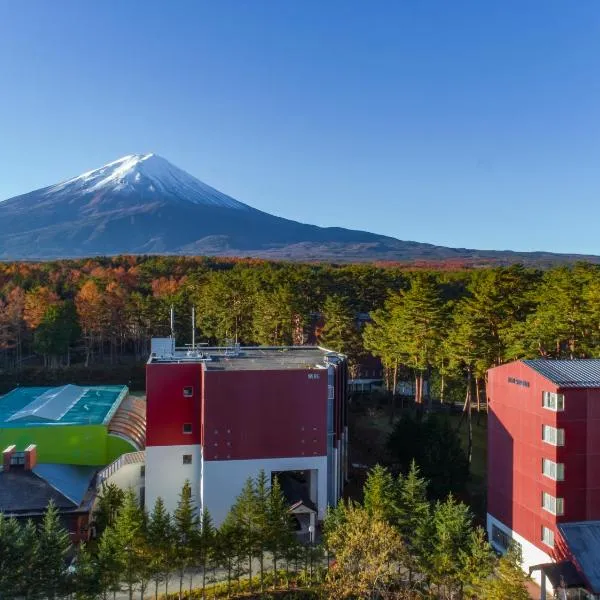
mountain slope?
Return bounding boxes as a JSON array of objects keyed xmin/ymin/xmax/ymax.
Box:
[{"xmin": 0, "ymin": 154, "xmax": 597, "ymax": 264}]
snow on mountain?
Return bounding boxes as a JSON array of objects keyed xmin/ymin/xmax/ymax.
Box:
[{"xmin": 45, "ymin": 153, "xmax": 250, "ymax": 211}]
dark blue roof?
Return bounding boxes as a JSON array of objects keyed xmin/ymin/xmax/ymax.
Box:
[
  {"xmin": 559, "ymin": 521, "xmax": 600, "ymax": 593},
  {"xmin": 523, "ymin": 360, "xmax": 600, "ymax": 388}
]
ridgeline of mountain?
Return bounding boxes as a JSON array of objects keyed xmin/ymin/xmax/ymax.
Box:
[{"xmin": 0, "ymin": 153, "xmax": 597, "ymax": 265}]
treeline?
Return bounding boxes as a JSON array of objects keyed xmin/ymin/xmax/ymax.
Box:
[
  {"xmin": 2, "ymin": 257, "xmax": 600, "ymax": 392},
  {"xmin": 0, "ymin": 464, "xmax": 530, "ymax": 600}
]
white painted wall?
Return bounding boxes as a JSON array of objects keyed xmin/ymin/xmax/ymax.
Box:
[
  {"xmin": 487, "ymin": 513, "xmax": 553, "ymax": 594},
  {"xmin": 101, "ymin": 462, "xmax": 144, "ymax": 498},
  {"xmin": 145, "ymin": 444, "xmax": 202, "ymax": 515},
  {"xmin": 202, "ymin": 455, "xmax": 328, "ymax": 525}
]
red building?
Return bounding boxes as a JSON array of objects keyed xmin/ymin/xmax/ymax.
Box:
[
  {"xmin": 145, "ymin": 340, "xmax": 348, "ymax": 526},
  {"xmin": 488, "ymin": 360, "xmax": 600, "ymax": 598}
]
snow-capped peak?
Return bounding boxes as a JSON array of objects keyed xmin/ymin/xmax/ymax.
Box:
[{"xmin": 45, "ymin": 153, "xmax": 250, "ymax": 211}]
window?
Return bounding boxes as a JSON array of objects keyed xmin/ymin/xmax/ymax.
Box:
[
  {"xmin": 542, "ymin": 425, "xmax": 565, "ymax": 446},
  {"xmin": 140, "ymin": 465, "xmax": 145, "ymax": 477},
  {"xmin": 492, "ymin": 525, "xmax": 510, "ymax": 550},
  {"xmin": 543, "ymin": 391, "xmax": 565, "ymax": 411},
  {"xmin": 542, "ymin": 492, "xmax": 564, "ymax": 516},
  {"xmin": 542, "ymin": 458, "xmax": 564, "ymax": 481},
  {"xmin": 183, "ymin": 423, "xmax": 192, "ymax": 434},
  {"xmin": 542, "ymin": 526, "xmax": 555, "ymax": 548},
  {"xmin": 183, "ymin": 386, "xmax": 194, "ymax": 397},
  {"xmin": 182, "ymin": 454, "xmax": 192, "ymax": 464}
]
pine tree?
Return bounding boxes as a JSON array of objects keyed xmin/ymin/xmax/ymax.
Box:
[
  {"xmin": 362, "ymin": 464, "xmax": 398, "ymax": 524},
  {"xmin": 95, "ymin": 482, "xmax": 125, "ymax": 535},
  {"xmin": 34, "ymin": 500, "xmax": 71, "ymax": 600},
  {"xmin": 253, "ymin": 470, "xmax": 270, "ymax": 591},
  {"xmin": 458, "ymin": 526, "xmax": 496, "ymax": 598},
  {"xmin": 97, "ymin": 523, "xmax": 123, "ymax": 600},
  {"xmin": 417, "ymin": 494, "xmax": 473, "ymax": 598},
  {"xmin": 111, "ymin": 489, "xmax": 148, "ymax": 600},
  {"xmin": 478, "ymin": 544, "xmax": 531, "ymax": 600},
  {"xmin": 319, "ymin": 295, "xmax": 364, "ymax": 378},
  {"xmin": 0, "ymin": 515, "xmax": 23, "ymax": 599},
  {"xmin": 173, "ymin": 480, "xmax": 199, "ymax": 599},
  {"xmin": 74, "ymin": 543, "xmax": 102, "ymax": 600},
  {"xmin": 147, "ymin": 497, "xmax": 174, "ymax": 600},
  {"xmin": 266, "ymin": 476, "xmax": 296, "ymax": 588},
  {"xmin": 19, "ymin": 519, "xmax": 40, "ymax": 600},
  {"xmin": 226, "ymin": 477, "xmax": 259, "ymax": 592},
  {"xmin": 198, "ymin": 507, "xmax": 215, "ymax": 599},
  {"xmin": 324, "ymin": 503, "xmax": 405, "ymax": 599}
]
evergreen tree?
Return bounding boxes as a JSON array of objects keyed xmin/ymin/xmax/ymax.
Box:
[
  {"xmin": 417, "ymin": 494, "xmax": 473, "ymax": 598},
  {"xmin": 34, "ymin": 500, "xmax": 71, "ymax": 600},
  {"xmin": 266, "ymin": 476, "xmax": 296, "ymax": 587},
  {"xmin": 393, "ymin": 461, "xmax": 430, "ymax": 587},
  {"xmin": 478, "ymin": 544, "xmax": 531, "ymax": 600},
  {"xmin": 111, "ymin": 489, "xmax": 148, "ymax": 600},
  {"xmin": 0, "ymin": 515, "xmax": 23, "ymax": 599},
  {"xmin": 458, "ymin": 526, "xmax": 496, "ymax": 598},
  {"xmin": 97, "ymin": 523, "xmax": 123, "ymax": 600},
  {"xmin": 173, "ymin": 480, "xmax": 199, "ymax": 599},
  {"xmin": 319, "ymin": 295, "xmax": 364, "ymax": 378},
  {"xmin": 253, "ymin": 470, "xmax": 270, "ymax": 591},
  {"xmin": 197, "ymin": 507, "xmax": 215, "ymax": 599},
  {"xmin": 94, "ymin": 482, "xmax": 125, "ymax": 535},
  {"xmin": 226, "ymin": 477, "xmax": 259, "ymax": 592},
  {"xmin": 19, "ymin": 519, "xmax": 40, "ymax": 600},
  {"xmin": 147, "ymin": 497, "xmax": 174, "ymax": 600},
  {"xmin": 73, "ymin": 543, "xmax": 102, "ymax": 600},
  {"xmin": 362, "ymin": 464, "xmax": 398, "ymax": 524},
  {"xmin": 324, "ymin": 503, "xmax": 405, "ymax": 599},
  {"xmin": 387, "ymin": 411, "xmax": 469, "ymax": 499}
]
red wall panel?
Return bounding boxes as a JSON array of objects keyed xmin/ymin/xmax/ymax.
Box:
[
  {"xmin": 488, "ymin": 361, "xmax": 600, "ymax": 555},
  {"xmin": 202, "ymin": 369, "xmax": 327, "ymax": 461},
  {"xmin": 146, "ymin": 363, "xmax": 203, "ymax": 446}
]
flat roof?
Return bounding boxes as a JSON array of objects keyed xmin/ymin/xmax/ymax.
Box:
[
  {"xmin": 0, "ymin": 385, "xmax": 128, "ymax": 427},
  {"xmin": 148, "ymin": 344, "xmax": 344, "ymax": 371},
  {"xmin": 558, "ymin": 521, "xmax": 600, "ymax": 593},
  {"xmin": 523, "ymin": 359, "xmax": 600, "ymax": 388}
]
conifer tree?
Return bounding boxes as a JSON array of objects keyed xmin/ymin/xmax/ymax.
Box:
[
  {"xmin": 0, "ymin": 515, "xmax": 23, "ymax": 599},
  {"xmin": 362, "ymin": 464, "xmax": 398, "ymax": 524},
  {"xmin": 226, "ymin": 477, "xmax": 259, "ymax": 592},
  {"xmin": 111, "ymin": 489, "xmax": 148, "ymax": 600},
  {"xmin": 95, "ymin": 482, "xmax": 125, "ymax": 535},
  {"xmin": 147, "ymin": 497, "xmax": 174, "ymax": 600},
  {"xmin": 417, "ymin": 494, "xmax": 473, "ymax": 598},
  {"xmin": 19, "ymin": 519, "xmax": 40, "ymax": 600},
  {"xmin": 34, "ymin": 500, "xmax": 71, "ymax": 600},
  {"xmin": 254, "ymin": 470, "xmax": 270, "ymax": 591},
  {"xmin": 197, "ymin": 507, "xmax": 215, "ymax": 599},
  {"xmin": 478, "ymin": 544, "xmax": 531, "ymax": 600},
  {"xmin": 74, "ymin": 543, "xmax": 102, "ymax": 600},
  {"xmin": 457, "ymin": 526, "xmax": 497, "ymax": 597},
  {"xmin": 266, "ymin": 476, "xmax": 296, "ymax": 587},
  {"xmin": 173, "ymin": 480, "xmax": 199, "ymax": 599}
]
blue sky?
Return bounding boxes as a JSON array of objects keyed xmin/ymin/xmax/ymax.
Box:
[{"xmin": 1, "ymin": 1, "xmax": 599, "ymax": 254}]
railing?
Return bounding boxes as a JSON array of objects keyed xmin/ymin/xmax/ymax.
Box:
[{"xmin": 97, "ymin": 451, "xmax": 144, "ymax": 484}]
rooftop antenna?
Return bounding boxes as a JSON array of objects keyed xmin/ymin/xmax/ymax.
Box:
[
  {"xmin": 170, "ymin": 305, "xmax": 175, "ymax": 339},
  {"xmin": 191, "ymin": 306, "xmax": 196, "ymax": 349}
]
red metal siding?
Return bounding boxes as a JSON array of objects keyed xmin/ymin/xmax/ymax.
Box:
[
  {"xmin": 488, "ymin": 362, "xmax": 561, "ymax": 556},
  {"xmin": 202, "ymin": 369, "xmax": 327, "ymax": 461},
  {"xmin": 489, "ymin": 361, "xmax": 600, "ymax": 557},
  {"xmin": 146, "ymin": 363, "xmax": 203, "ymax": 446}
]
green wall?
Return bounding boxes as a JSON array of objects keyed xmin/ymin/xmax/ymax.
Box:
[
  {"xmin": 0, "ymin": 425, "xmax": 136, "ymax": 466},
  {"xmin": 106, "ymin": 434, "xmax": 138, "ymax": 464}
]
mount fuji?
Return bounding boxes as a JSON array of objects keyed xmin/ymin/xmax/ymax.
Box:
[{"xmin": 0, "ymin": 153, "xmax": 597, "ymax": 264}]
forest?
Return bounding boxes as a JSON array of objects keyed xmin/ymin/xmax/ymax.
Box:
[
  {"xmin": 0, "ymin": 465, "xmax": 531, "ymax": 600},
  {"xmin": 1, "ymin": 256, "xmax": 600, "ymax": 404}
]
